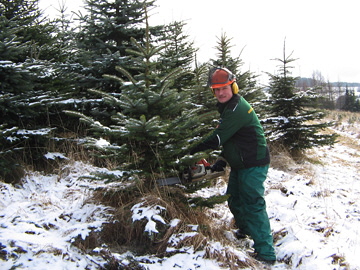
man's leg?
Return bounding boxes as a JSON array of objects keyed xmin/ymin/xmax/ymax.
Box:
[
  {"xmin": 227, "ymin": 169, "xmax": 249, "ymax": 234},
  {"xmin": 240, "ymin": 165, "xmax": 275, "ymax": 261}
]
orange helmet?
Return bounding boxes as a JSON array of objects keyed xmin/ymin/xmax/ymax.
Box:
[{"xmin": 208, "ymin": 67, "xmax": 236, "ymax": 89}]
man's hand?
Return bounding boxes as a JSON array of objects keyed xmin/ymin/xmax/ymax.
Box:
[{"xmin": 211, "ymin": 160, "xmax": 226, "ymax": 172}]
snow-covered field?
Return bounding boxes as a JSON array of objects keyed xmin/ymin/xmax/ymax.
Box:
[
  {"xmin": 267, "ymin": 142, "xmax": 360, "ymax": 269},
  {"xmin": 1, "ymin": 117, "xmax": 359, "ymax": 269}
]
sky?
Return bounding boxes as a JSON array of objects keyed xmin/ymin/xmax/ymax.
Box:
[{"xmin": 39, "ymin": 0, "xmax": 360, "ymax": 84}]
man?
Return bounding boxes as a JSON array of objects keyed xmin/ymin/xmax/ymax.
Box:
[{"xmin": 189, "ymin": 67, "xmax": 276, "ymax": 264}]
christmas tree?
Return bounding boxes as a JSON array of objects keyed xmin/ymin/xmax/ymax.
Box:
[
  {"xmin": 263, "ymin": 42, "xmax": 337, "ymax": 155},
  {"xmin": 66, "ymin": 12, "xmax": 206, "ymax": 181}
]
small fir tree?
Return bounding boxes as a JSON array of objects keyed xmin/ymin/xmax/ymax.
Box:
[{"xmin": 263, "ymin": 42, "xmax": 337, "ymax": 155}]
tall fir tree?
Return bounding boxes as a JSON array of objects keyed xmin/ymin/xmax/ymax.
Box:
[
  {"xmin": 0, "ymin": 0, "xmax": 74, "ymax": 128},
  {"xmin": 66, "ymin": 11, "xmax": 206, "ymax": 181},
  {"xmin": 158, "ymin": 21, "xmax": 217, "ymax": 144},
  {"xmin": 263, "ymin": 42, "xmax": 337, "ymax": 155}
]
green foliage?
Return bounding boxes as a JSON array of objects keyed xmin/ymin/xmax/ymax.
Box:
[
  {"xmin": 75, "ymin": 0, "xmax": 159, "ymax": 92},
  {"xmin": 66, "ymin": 14, "xmax": 207, "ymax": 180},
  {"xmin": 0, "ymin": 0, "xmax": 84, "ymax": 182},
  {"xmin": 188, "ymin": 194, "xmax": 230, "ymax": 208},
  {"xmin": 263, "ymin": 42, "xmax": 338, "ymax": 153},
  {"xmin": 159, "ymin": 21, "xmax": 197, "ymax": 91}
]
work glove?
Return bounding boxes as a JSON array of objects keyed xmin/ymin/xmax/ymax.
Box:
[{"xmin": 211, "ymin": 160, "xmax": 226, "ymax": 172}]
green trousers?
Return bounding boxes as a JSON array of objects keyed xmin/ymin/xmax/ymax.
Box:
[{"xmin": 226, "ymin": 165, "xmax": 276, "ymax": 260}]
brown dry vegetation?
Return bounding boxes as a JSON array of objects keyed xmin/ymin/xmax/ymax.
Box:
[{"xmin": 86, "ymin": 181, "xmax": 263, "ymax": 269}]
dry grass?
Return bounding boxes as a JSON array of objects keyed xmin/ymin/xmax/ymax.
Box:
[
  {"xmin": 325, "ymin": 110, "xmax": 360, "ymax": 140},
  {"xmin": 268, "ymin": 142, "xmax": 316, "ymax": 182},
  {"xmin": 269, "ymin": 142, "xmax": 297, "ymax": 171},
  {"xmin": 91, "ymin": 185, "xmax": 192, "ymax": 245},
  {"xmin": 268, "ymin": 110, "xmax": 360, "ymax": 175},
  {"xmin": 204, "ymin": 245, "xmax": 260, "ymax": 270},
  {"xmin": 81, "ymin": 176, "xmax": 258, "ymax": 268},
  {"xmin": 330, "ymin": 253, "xmax": 349, "ymax": 268},
  {"xmin": 54, "ymin": 133, "xmax": 121, "ymax": 169}
]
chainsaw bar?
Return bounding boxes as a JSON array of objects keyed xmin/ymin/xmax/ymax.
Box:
[
  {"xmin": 156, "ymin": 159, "xmax": 225, "ymax": 186},
  {"xmin": 156, "ymin": 171, "xmax": 225, "ymax": 186}
]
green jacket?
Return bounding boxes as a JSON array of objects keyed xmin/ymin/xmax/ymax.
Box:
[{"xmin": 190, "ymin": 94, "xmax": 270, "ymax": 169}]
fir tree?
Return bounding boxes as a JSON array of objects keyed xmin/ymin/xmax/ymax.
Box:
[
  {"xmin": 210, "ymin": 33, "xmax": 264, "ymax": 103},
  {"xmin": 48, "ymin": 1, "xmax": 79, "ymax": 62},
  {"xmin": 211, "ymin": 33, "xmax": 240, "ymax": 73},
  {"xmin": 158, "ymin": 21, "xmax": 216, "ymax": 142},
  {"xmin": 76, "ymin": 0, "xmax": 160, "ymax": 92},
  {"xmin": 0, "ymin": 0, "xmax": 72, "ymax": 128},
  {"xmin": 66, "ymin": 12, "xmax": 205, "ymax": 181},
  {"xmin": 158, "ymin": 20, "xmax": 197, "ymax": 91},
  {"xmin": 0, "ymin": 0, "xmax": 63, "ymax": 181},
  {"xmin": 263, "ymin": 42, "xmax": 337, "ymax": 155},
  {"xmin": 71, "ymin": 0, "xmax": 163, "ymax": 126}
]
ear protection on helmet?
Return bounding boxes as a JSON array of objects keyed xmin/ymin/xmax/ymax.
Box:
[{"xmin": 231, "ymin": 82, "xmax": 239, "ymax": 94}]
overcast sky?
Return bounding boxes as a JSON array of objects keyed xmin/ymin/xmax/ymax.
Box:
[{"xmin": 39, "ymin": 0, "xmax": 360, "ymax": 84}]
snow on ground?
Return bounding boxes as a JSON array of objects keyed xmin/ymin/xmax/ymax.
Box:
[
  {"xmin": 1, "ymin": 124, "xmax": 360, "ymax": 269},
  {"xmin": 266, "ymin": 142, "xmax": 360, "ymax": 269},
  {"xmin": 0, "ymin": 162, "xmax": 113, "ymax": 269}
]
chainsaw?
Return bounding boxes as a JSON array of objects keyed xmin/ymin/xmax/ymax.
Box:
[{"xmin": 156, "ymin": 159, "xmax": 225, "ymax": 186}]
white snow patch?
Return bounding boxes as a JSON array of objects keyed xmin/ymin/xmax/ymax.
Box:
[
  {"xmin": 95, "ymin": 137, "xmax": 110, "ymax": 148},
  {"xmin": 44, "ymin": 152, "xmax": 68, "ymax": 160},
  {"xmin": 131, "ymin": 201, "xmax": 166, "ymax": 234}
]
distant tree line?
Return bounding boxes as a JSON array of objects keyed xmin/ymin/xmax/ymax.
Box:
[
  {"xmin": 0, "ymin": 0, "xmax": 337, "ymax": 183},
  {"xmin": 296, "ymin": 75, "xmax": 360, "ymax": 112}
]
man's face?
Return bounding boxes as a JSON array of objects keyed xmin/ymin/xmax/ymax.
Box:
[{"xmin": 214, "ymin": 85, "xmax": 233, "ymax": 103}]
